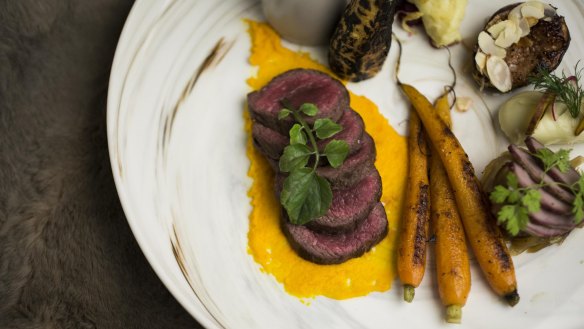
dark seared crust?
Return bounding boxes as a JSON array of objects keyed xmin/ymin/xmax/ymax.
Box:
[
  {"xmin": 281, "ymin": 203, "xmax": 388, "ymax": 265},
  {"xmin": 247, "ymin": 69, "xmax": 349, "ymax": 134},
  {"xmin": 473, "ymin": 2, "xmax": 571, "ymax": 91},
  {"xmin": 329, "ymin": 0, "xmax": 399, "ymax": 82},
  {"xmin": 252, "ymin": 108, "xmax": 366, "ymax": 161}
]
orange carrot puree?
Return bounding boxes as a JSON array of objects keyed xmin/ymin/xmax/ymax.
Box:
[{"xmin": 244, "ymin": 20, "xmax": 408, "ymax": 300}]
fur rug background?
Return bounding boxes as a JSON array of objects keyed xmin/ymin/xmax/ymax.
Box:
[{"xmin": 0, "ymin": 1, "xmax": 202, "ymax": 328}]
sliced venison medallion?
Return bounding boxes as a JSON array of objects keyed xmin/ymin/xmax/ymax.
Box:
[
  {"xmin": 317, "ymin": 133, "xmax": 376, "ymax": 189},
  {"xmin": 276, "ymin": 169, "xmax": 381, "ymax": 234},
  {"xmin": 252, "ymin": 108, "xmax": 365, "ymax": 161},
  {"xmin": 281, "ymin": 203, "xmax": 388, "ymax": 265},
  {"xmin": 247, "ymin": 68, "xmax": 349, "ymax": 134}
]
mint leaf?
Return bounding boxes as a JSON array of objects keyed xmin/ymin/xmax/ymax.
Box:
[
  {"xmin": 299, "ymin": 103, "xmax": 318, "ymax": 117},
  {"xmin": 289, "ymin": 124, "xmax": 307, "ymax": 145},
  {"xmin": 324, "ymin": 140, "xmax": 349, "ymax": 168},
  {"xmin": 278, "ymin": 108, "xmax": 292, "ymax": 120},
  {"xmin": 313, "ymin": 118, "xmax": 342, "ymax": 139},
  {"xmin": 280, "ymin": 169, "xmax": 332, "ymax": 225},
  {"xmin": 279, "ymin": 144, "xmax": 312, "ymax": 172}
]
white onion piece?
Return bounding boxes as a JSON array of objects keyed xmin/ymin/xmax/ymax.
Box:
[{"xmin": 498, "ymin": 91, "xmax": 584, "ymax": 145}]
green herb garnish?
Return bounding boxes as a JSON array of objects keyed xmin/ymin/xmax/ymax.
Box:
[
  {"xmin": 532, "ymin": 148, "xmax": 571, "ymax": 173},
  {"xmin": 531, "ymin": 62, "xmax": 584, "ymax": 118},
  {"xmin": 490, "ymin": 147, "xmax": 584, "ymax": 236},
  {"xmin": 490, "ymin": 173, "xmax": 541, "ymax": 236},
  {"xmin": 278, "ymin": 101, "xmax": 349, "ymax": 225},
  {"xmin": 572, "ymin": 177, "xmax": 584, "ymax": 225}
]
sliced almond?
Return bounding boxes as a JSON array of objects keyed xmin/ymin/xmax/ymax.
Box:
[
  {"xmin": 478, "ymin": 31, "xmax": 506, "ymax": 58},
  {"xmin": 486, "ymin": 56, "xmax": 512, "ymax": 92},
  {"xmin": 475, "ymin": 51, "xmax": 487, "ymax": 74},
  {"xmin": 521, "ymin": 4, "xmax": 545, "ymax": 20},
  {"xmin": 508, "ymin": 4, "xmax": 524, "ymax": 24},
  {"xmin": 524, "ymin": 1, "xmax": 545, "ymax": 11},
  {"xmin": 526, "ymin": 16, "xmax": 539, "ymax": 27},
  {"xmin": 495, "ymin": 22, "xmax": 521, "ymax": 48},
  {"xmin": 455, "ymin": 97, "xmax": 473, "ymax": 112},
  {"xmin": 518, "ymin": 18, "xmax": 531, "ymax": 37},
  {"xmin": 488, "ymin": 20, "xmax": 511, "ymax": 39}
]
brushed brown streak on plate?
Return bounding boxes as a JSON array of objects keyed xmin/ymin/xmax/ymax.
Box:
[
  {"xmin": 161, "ymin": 37, "xmax": 233, "ymax": 154},
  {"xmin": 171, "ymin": 225, "xmax": 228, "ymax": 329},
  {"xmin": 115, "ymin": 0, "xmax": 180, "ymax": 179}
]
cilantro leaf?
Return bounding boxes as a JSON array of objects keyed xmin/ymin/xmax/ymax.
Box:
[
  {"xmin": 490, "ymin": 185, "xmax": 511, "ymax": 204},
  {"xmin": 497, "ymin": 205, "xmax": 529, "ymax": 236},
  {"xmin": 491, "ymin": 173, "xmax": 540, "ymax": 236},
  {"xmin": 533, "ymin": 148, "xmax": 572, "ymax": 173},
  {"xmin": 522, "ymin": 189, "xmax": 541, "ymax": 213},
  {"xmin": 313, "ymin": 118, "xmax": 342, "ymax": 139},
  {"xmin": 572, "ymin": 175, "xmax": 584, "ymax": 224}
]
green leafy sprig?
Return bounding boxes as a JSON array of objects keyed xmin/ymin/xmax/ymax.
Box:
[
  {"xmin": 278, "ymin": 101, "xmax": 349, "ymax": 225},
  {"xmin": 531, "ymin": 62, "xmax": 584, "ymax": 118},
  {"xmin": 490, "ymin": 147, "xmax": 584, "ymax": 236},
  {"xmin": 490, "ymin": 174, "xmax": 542, "ymax": 236}
]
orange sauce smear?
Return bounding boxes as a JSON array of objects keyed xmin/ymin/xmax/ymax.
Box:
[{"xmin": 245, "ymin": 20, "xmax": 408, "ymax": 300}]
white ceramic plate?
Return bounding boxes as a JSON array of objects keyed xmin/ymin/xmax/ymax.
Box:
[{"xmin": 107, "ymin": 1, "xmax": 584, "ymax": 328}]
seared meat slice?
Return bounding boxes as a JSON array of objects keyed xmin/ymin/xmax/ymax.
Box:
[
  {"xmin": 252, "ymin": 108, "xmax": 365, "ymax": 161},
  {"xmin": 276, "ymin": 169, "xmax": 381, "ymax": 234},
  {"xmin": 281, "ymin": 203, "xmax": 388, "ymax": 264},
  {"xmin": 247, "ymin": 68, "xmax": 349, "ymax": 134},
  {"xmin": 317, "ymin": 133, "xmax": 376, "ymax": 189}
]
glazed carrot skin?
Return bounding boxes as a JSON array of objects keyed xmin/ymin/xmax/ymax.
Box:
[
  {"xmin": 431, "ymin": 94, "xmax": 471, "ymax": 323},
  {"xmin": 397, "ymin": 108, "xmax": 431, "ymax": 303},
  {"xmin": 401, "ymin": 84, "xmax": 519, "ymax": 306}
]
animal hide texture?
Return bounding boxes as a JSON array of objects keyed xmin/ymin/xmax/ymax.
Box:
[{"xmin": 0, "ymin": 1, "xmax": 202, "ymax": 328}]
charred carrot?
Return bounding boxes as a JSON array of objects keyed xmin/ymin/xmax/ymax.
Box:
[
  {"xmin": 397, "ymin": 108, "xmax": 431, "ymax": 303},
  {"xmin": 431, "ymin": 94, "xmax": 471, "ymax": 323},
  {"xmin": 401, "ymin": 84, "xmax": 519, "ymax": 306}
]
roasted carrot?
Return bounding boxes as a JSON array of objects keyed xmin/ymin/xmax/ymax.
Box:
[
  {"xmin": 400, "ymin": 84, "xmax": 519, "ymax": 306},
  {"xmin": 431, "ymin": 93, "xmax": 471, "ymax": 323},
  {"xmin": 397, "ymin": 108, "xmax": 431, "ymax": 303}
]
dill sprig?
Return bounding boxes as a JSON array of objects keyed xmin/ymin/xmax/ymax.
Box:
[{"xmin": 531, "ymin": 62, "xmax": 584, "ymax": 118}]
